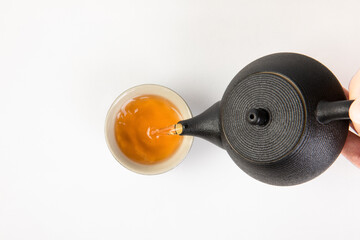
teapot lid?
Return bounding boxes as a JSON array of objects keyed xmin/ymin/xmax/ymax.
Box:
[
  {"xmin": 221, "ymin": 72, "xmax": 306, "ymax": 163},
  {"xmin": 219, "ymin": 53, "xmax": 348, "ymax": 186}
]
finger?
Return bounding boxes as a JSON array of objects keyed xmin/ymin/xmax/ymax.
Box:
[
  {"xmin": 349, "ymin": 99, "xmax": 360, "ymax": 129},
  {"xmin": 349, "ymin": 69, "xmax": 360, "ymax": 99},
  {"xmin": 341, "ymin": 131, "xmax": 360, "ymax": 168},
  {"xmin": 342, "ymin": 88, "xmax": 357, "ymax": 132},
  {"xmin": 343, "ymin": 87, "xmax": 349, "ymax": 99},
  {"xmin": 348, "ymin": 69, "xmax": 360, "ymax": 132}
]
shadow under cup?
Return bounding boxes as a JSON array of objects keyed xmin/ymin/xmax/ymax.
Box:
[{"xmin": 105, "ymin": 84, "xmax": 194, "ymax": 174}]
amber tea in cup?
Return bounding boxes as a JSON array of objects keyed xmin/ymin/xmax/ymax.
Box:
[
  {"xmin": 105, "ymin": 84, "xmax": 193, "ymax": 175},
  {"xmin": 114, "ymin": 94, "xmax": 183, "ymax": 165}
]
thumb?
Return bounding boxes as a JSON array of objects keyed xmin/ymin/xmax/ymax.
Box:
[
  {"xmin": 349, "ymin": 69, "xmax": 360, "ymax": 132},
  {"xmin": 350, "ymin": 98, "xmax": 360, "ymax": 125}
]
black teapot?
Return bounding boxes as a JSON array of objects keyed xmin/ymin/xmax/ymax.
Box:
[{"xmin": 178, "ymin": 52, "xmax": 352, "ymax": 186}]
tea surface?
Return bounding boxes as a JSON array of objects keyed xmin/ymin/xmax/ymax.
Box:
[{"xmin": 114, "ymin": 95, "xmax": 182, "ymax": 164}]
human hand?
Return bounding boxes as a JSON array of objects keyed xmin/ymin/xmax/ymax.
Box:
[{"xmin": 341, "ymin": 69, "xmax": 360, "ymax": 168}]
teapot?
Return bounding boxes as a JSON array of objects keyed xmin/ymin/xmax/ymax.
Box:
[{"xmin": 178, "ymin": 52, "xmax": 353, "ymax": 186}]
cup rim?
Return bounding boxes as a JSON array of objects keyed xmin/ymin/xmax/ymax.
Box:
[{"xmin": 104, "ymin": 84, "xmax": 193, "ymax": 175}]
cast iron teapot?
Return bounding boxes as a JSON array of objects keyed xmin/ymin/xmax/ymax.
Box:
[{"xmin": 178, "ymin": 52, "xmax": 352, "ymax": 186}]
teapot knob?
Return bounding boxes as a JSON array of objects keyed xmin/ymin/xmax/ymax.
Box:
[{"xmin": 246, "ymin": 108, "xmax": 270, "ymax": 126}]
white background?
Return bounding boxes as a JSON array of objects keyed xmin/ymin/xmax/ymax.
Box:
[{"xmin": 1, "ymin": 0, "xmax": 360, "ymax": 239}]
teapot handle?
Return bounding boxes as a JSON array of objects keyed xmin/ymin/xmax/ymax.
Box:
[{"xmin": 316, "ymin": 100, "xmax": 354, "ymax": 124}]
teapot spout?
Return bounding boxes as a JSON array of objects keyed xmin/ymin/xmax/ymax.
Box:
[{"xmin": 178, "ymin": 101, "xmax": 223, "ymax": 148}]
